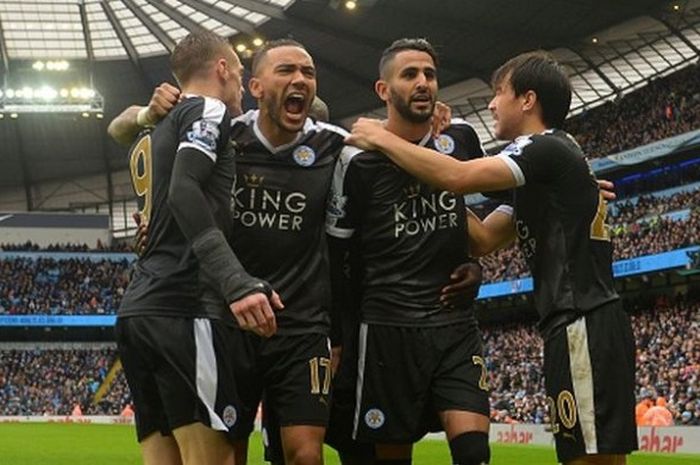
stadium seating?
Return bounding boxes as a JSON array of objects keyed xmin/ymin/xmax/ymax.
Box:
[
  {"xmin": 484, "ymin": 294, "xmax": 700, "ymax": 426},
  {"xmin": 565, "ymin": 63, "xmax": 700, "ymax": 159},
  {"xmin": 2, "ymin": 295, "xmax": 697, "ymax": 425},
  {"xmin": 0, "ymin": 257, "xmax": 130, "ymax": 315}
]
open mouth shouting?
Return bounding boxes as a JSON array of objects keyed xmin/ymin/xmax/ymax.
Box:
[{"xmin": 283, "ymin": 92, "xmax": 308, "ymax": 125}]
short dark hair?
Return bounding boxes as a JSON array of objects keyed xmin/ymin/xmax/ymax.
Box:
[
  {"xmin": 379, "ymin": 38, "xmax": 438, "ymax": 78},
  {"xmin": 491, "ymin": 51, "xmax": 572, "ymax": 129},
  {"xmin": 251, "ymin": 38, "xmax": 307, "ymax": 76},
  {"xmin": 170, "ymin": 31, "xmax": 232, "ymax": 85}
]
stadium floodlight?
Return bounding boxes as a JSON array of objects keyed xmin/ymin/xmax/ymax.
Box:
[
  {"xmin": 33, "ymin": 61, "xmax": 45, "ymax": 71},
  {"xmin": 1, "ymin": 85, "xmax": 103, "ymax": 114}
]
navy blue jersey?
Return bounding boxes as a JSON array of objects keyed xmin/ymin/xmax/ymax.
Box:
[
  {"xmin": 495, "ymin": 129, "xmax": 619, "ymax": 328},
  {"xmin": 326, "ymin": 120, "xmax": 484, "ymax": 326},
  {"xmin": 229, "ymin": 110, "xmax": 347, "ymax": 335},
  {"xmin": 120, "ymin": 96, "xmax": 233, "ymax": 319}
]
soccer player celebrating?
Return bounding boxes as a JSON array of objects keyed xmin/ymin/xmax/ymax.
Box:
[
  {"xmin": 346, "ymin": 50, "xmax": 637, "ymax": 465},
  {"xmin": 109, "ymin": 37, "xmax": 484, "ymax": 465},
  {"xmin": 326, "ymin": 38, "xmax": 491, "ymax": 465},
  {"xmin": 116, "ymin": 31, "xmax": 280, "ymax": 465}
]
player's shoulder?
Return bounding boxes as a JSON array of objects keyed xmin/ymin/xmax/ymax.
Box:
[
  {"xmin": 231, "ymin": 109, "xmax": 257, "ymax": 129},
  {"xmin": 533, "ymin": 130, "xmax": 585, "ymax": 161},
  {"xmin": 305, "ymin": 119, "xmax": 349, "ymax": 140},
  {"xmin": 175, "ymin": 95, "xmax": 227, "ymax": 124},
  {"xmin": 434, "ymin": 118, "xmax": 484, "ymax": 158}
]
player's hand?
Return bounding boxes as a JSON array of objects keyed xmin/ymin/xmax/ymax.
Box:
[
  {"xmin": 131, "ymin": 212, "xmax": 149, "ymax": 256},
  {"xmin": 345, "ymin": 118, "xmax": 387, "ymax": 150},
  {"xmin": 331, "ymin": 346, "xmax": 342, "ymax": 377},
  {"xmin": 597, "ymin": 179, "xmax": 616, "ymax": 201},
  {"xmin": 143, "ymin": 82, "xmax": 180, "ymax": 125},
  {"xmin": 440, "ymin": 262, "xmax": 482, "ymax": 308},
  {"xmin": 231, "ymin": 290, "xmax": 284, "ymax": 338},
  {"xmin": 431, "ymin": 101, "xmax": 452, "ymax": 137}
]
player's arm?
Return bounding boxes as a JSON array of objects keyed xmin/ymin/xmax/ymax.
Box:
[
  {"xmin": 467, "ymin": 206, "xmax": 516, "ymax": 257},
  {"xmin": 107, "ymin": 83, "xmax": 181, "ymax": 146},
  {"xmin": 327, "ymin": 235, "xmax": 352, "ymax": 376},
  {"xmin": 346, "ymin": 118, "xmax": 518, "ymax": 194},
  {"xmin": 170, "ymin": 106, "xmax": 280, "ymax": 335}
]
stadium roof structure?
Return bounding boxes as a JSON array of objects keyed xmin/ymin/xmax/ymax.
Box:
[{"xmin": 0, "ymin": 0, "xmax": 699, "ymax": 228}]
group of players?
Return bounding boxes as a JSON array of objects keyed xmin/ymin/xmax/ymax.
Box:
[{"xmin": 108, "ymin": 29, "xmax": 637, "ymax": 465}]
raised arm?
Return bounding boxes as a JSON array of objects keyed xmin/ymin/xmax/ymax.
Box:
[
  {"xmin": 345, "ymin": 118, "xmax": 518, "ymax": 194},
  {"xmin": 107, "ymin": 83, "xmax": 181, "ymax": 146}
]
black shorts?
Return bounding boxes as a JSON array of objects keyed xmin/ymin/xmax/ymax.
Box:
[
  {"xmin": 115, "ymin": 316, "xmax": 240, "ymax": 443},
  {"xmin": 232, "ymin": 330, "xmax": 332, "ymax": 441},
  {"xmin": 354, "ymin": 321, "xmax": 489, "ymax": 443},
  {"xmin": 543, "ymin": 301, "xmax": 638, "ymax": 463}
]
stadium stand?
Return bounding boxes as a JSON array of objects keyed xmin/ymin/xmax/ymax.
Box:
[
  {"xmin": 2, "ymin": 293, "xmax": 697, "ymax": 427},
  {"xmin": 565, "ymin": 63, "xmax": 700, "ymax": 159},
  {"xmin": 0, "ymin": 257, "xmax": 130, "ymax": 315},
  {"xmin": 484, "ymin": 292, "xmax": 700, "ymax": 426}
]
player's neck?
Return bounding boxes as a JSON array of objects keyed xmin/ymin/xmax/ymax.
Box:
[
  {"xmin": 181, "ymin": 82, "xmax": 225, "ymax": 105},
  {"xmin": 257, "ymin": 110, "xmax": 299, "ymax": 147},
  {"xmin": 385, "ymin": 113, "xmax": 431, "ymax": 143},
  {"xmin": 516, "ymin": 118, "xmax": 548, "ymax": 138}
]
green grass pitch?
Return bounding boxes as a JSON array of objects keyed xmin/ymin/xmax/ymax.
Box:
[{"xmin": 0, "ymin": 423, "xmax": 697, "ymax": 464}]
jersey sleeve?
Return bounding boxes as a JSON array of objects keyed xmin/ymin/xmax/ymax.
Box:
[
  {"xmin": 494, "ymin": 135, "xmax": 572, "ymax": 187},
  {"xmin": 176, "ymin": 97, "xmax": 229, "ymax": 163},
  {"xmin": 325, "ymin": 146, "xmax": 365, "ymax": 239}
]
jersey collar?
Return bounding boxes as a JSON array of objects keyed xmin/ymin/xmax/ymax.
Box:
[{"xmin": 251, "ymin": 110, "xmax": 314, "ymax": 154}]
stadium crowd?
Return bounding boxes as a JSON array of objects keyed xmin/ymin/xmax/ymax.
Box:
[
  {"xmin": 565, "ymin": 63, "xmax": 700, "ymax": 159},
  {"xmin": 0, "ymin": 241, "xmax": 132, "ymax": 253},
  {"xmin": 484, "ymin": 294, "xmax": 700, "ymax": 426},
  {"xmin": 0, "ymin": 347, "xmax": 118, "ymax": 416},
  {"xmin": 482, "ymin": 198, "xmax": 700, "ymax": 283},
  {"xmin": 0, "ymin": 257, "xmax": 130, "ymax": 315},
  {"xmin": 0, "ymin": 189, "xmax": 697, "ymax": 316},
  {"xmin": 2, "ymin": 295, "xmax": 697, "ymax": 427},
  {"xmin": 609, "ymin": 187, "xmax": 700, "ymax": 224}
]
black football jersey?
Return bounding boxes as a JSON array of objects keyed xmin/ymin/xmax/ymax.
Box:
[
  {"xmin": 495, "ymin": 129, "xmax": 619, "ymax": 328},
  {"xmin": 326, "ymin": 120, "xmax": 484, "ymax": 326},
  {"xmin": 119, "ymin": 96, "xmax": 233, "ymax": 319},
  {"xmin": 229, "ymin": 110, "xmax": 347, "ymax": 335}
]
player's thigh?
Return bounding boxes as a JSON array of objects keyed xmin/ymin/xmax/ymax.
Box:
[
  {"xmin": 140, "ymin": 431, "xmax": 182, "ymax": 465},
  {"xmin": 228, "ymin": 327, "xmax": 264, "ymax": 440},
  {"xmin": 325, "ymin": 387, "xmax": 375, "ymax": 463},
  {"xmin": 116, "ymin": 317, "xmax": 177, "ymax": 442},
  {"xmin": 543, "ymin": 305, "xmax": 636, "ymax": 464},
  {"xmin": 264, "ymin": 333, "xmax": 333, "ymax": 428},
  {"xmin": 431, "ymin": 322, "xmax": 490, "ymax": 438},
  {"xmin": 438, "ymin": 410, "xmax": 489, "ymax": 440},
  {"xmin": 172, "ymin": 422, "xmax": 235, "ymax": 465},
  {"xmin": 280, "ymin": 425, "xmax": 326, "ymax": 465},
  {"xmin": 354, "ymin": 323, "xmax": 433, "ymax": 443}
]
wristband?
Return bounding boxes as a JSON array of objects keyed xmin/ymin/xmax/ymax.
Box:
[{"xmin": 136, "ymin": 107, "xmax": 155, "ymax": 128}]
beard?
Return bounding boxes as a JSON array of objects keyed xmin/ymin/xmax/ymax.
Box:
[
  {"xmin": 262, "ymin": 91, "xmax": 303, "ymax": 133},
  {"xmin": 390, "ymin": 89, "xmax": 434, "ymax": 124}
]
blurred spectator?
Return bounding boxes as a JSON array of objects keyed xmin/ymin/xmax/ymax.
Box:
[
  {"xmin": 481, "ymin": 293, "xmax": 699, "ymax": 424},
  {"xmin": 565, "ymin": 63, "xmax": 700, "ymax": 159},
  {"xmin": 0, "ymin": 241, "xmax": 132, "ymax": 253},
  {"xmin": 0, "ymin": 257, "xmax": 130, "ymax": 315}
]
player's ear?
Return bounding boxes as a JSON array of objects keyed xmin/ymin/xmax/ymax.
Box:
[
  {"xmin": 248, "ymin": 76, "xmax": 263, "ymax": 99},
  {"xmin": 215, "ymin": 57, "xmax": 229, "ymax": 80},
  {"xmin": 522, "ymin": 90, "xmax": 538, "ymax": 113},
  {"xmin": 375, "ymin": 79, "xmax": 390, "ymax": 103}
]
